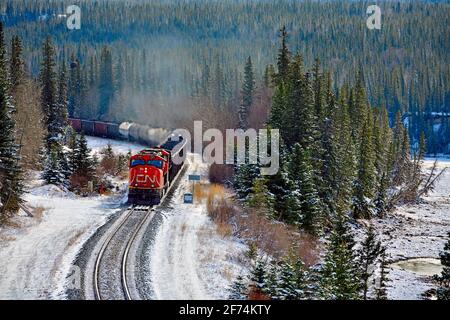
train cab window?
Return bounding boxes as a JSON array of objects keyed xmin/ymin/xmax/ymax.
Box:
[
  {"xmin": 148, "ymin": 160, "xmax": 163, "ymax": 169},
  {"xmin": 130, "ymin": 159, "xmax": 146, "ymax": 167}
]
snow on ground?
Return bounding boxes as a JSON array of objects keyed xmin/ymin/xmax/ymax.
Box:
[
  {"xmin": 148, "ymin": 154, "xmax": 248, "ymax": 300},
  {"xmin": 86, "ymin": 136, "xmax": 144, "ymax": 156},
  {"xmin": 0, "ymin": 137, "xmax": 137, "ymax": 299},
  {"xmin": 371, "ymin": 158, "xmax": 450, "ymax": 300}
]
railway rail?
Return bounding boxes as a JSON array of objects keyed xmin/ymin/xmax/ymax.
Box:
[{"xmin": 92, "ymin": 161, "xmax": 187, "ymax": 300}]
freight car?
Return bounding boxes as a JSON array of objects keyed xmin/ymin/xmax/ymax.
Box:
[
  {"xmin": 68, "ymin": 118, "xmax": 169, "ymax": 146},
  {"xmin": 128, "ymin": 135, "xmax": 186, "ymax": 205},
  {"xmin": 68, "ymin": 118, "xmax": 122, "ymax": 139}
]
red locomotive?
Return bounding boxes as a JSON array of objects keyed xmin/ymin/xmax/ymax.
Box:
[
  {"xmin": 67, "ymin": 118, "xmax": 184, "ymax": 205},
  {"xmin": 127, "ymin": 136, "xmax": 185, "ymax": 205}
]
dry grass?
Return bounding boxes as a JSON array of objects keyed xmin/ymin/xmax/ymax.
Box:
[
  {"xmin": 201, "ymin": 183, "xmax": 319, "ymax": 265},
  {"xmin": 205, "ymin": 185, "xmax": 318, "ymax": 265},
  {"xmin": 216, "ymin": 221, "xmax": 233, "ymax": 238}
]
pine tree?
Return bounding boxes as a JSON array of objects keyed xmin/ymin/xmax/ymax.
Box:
[
  {"xmin": 312, "ymin": 58, "xmax": 325, "ymax": 123},
  {"xmin": 276, "ymin": 257, "xmax": 307, "ymax": 300},
  {"xmin": 238, "ymin": 56, "xmax": 254, "ymax": 129},
  {"xmin": 390, "ymin": 111, "xmax": 412, "ymax": 186},
  {"xmin": 285, "ymin": 143, "xmax": 322, "ymax": 234},
  {"xmin": 247, "ymin": 177, "xmax": 274, "ymax": 218},
  {"xmin": 40, "ymin": 37, "xmax": 69, "ymax": 186},
  {"xmin": 42, "ymin": 145, "xmax": 65, "ymax": 185},
  {"xmin": 249, "ymin": 258, "xmax": 269, "ymax": 296},
  {"xmin": 73, "ymin": 132, "xmax": 95, "ymax": 179},
  {"xmin": 68, "ymin": 54, "xmax": 83, "ymax": 118},
  {"xmin": 276, "ymin": 25, "xmax": 290, "ymax": 84},
  {"xmin": 357, "ymin": 224, "xmax": 382, "ymax": 299},
  {"xmin": 0, "ymin": 22, "xmax": 23, "ymax": 215},
  {"xmin": 98, "ymin": 46, "xmax": 113, "ymax": 119},
  {"xmin": 319, "ymin": 213, "xmax": 360, "ymax": 300},
  {"xmin": 375, "ymin": 248, "xmax": 389, "ymax": 300},
  {"xmin": 353, "ymin": 112, "xmax": 376, "ymax": 219},
  {"xmin": 229, "ymin": 275, "xmax": 247, "ymax": 300},
  {"xmin": 234, "ymin": 162, "xmax": 261, "ymax": 200},
  {"xmin": 268, "ymin": 83, "xmax": 288, "ymax": 131},
  {"xmin": 333, "ymin": 90, "xmax": 356, "ymax": 216},
  {"xmin": 264, "ymin": 64, "xmax": 275, "ymax": 88},
  {"xmin": 40, "ymin": 37, "xmax": 58, "ymax": 136},
  {"xmin": 9, "ymin": 35, "xmax": 24, "ymax": 94},
  {"xmin": 434, "ymin": 232, "xmax": 450, "ymax": 300}
]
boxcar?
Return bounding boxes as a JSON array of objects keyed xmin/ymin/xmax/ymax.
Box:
[
  {"xmin": 68, "ymin": 118, "xmax": 82, "ymax": 132},
  {"xmin": 94, "ymin": 121, "xmax": 108, "ymax": 137},
  {"xmin": 81, "ymin": 120, "xmax": 95, "ymax": 135},
  {"xmin": 106, "ymin": 122, "xmax": 120, "ymax": 139}
]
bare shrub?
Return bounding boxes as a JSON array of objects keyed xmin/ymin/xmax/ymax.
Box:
[
  {"xmin": 12, "ymin": 78, "xmax": 45, "ymax": 170},
  {"xmin": 204, "ymin": 184, "xmax": 319, "ymax": 265}
]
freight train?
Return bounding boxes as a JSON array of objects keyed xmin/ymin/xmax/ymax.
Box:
[{"xmin": 68, "ymin": 118, "xmax": 186, "ymax": 205}]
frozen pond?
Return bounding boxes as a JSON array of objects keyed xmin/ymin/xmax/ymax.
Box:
[{"xmin": 390, "ymin": 258, "xmax": 443, "ymax": 277}]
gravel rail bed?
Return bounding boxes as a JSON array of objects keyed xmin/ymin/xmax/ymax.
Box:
[
  {"xmin": 66, "ymin": 208, "xmax": 123, "ymax": 300},
  {"xmin": 133, "ymin": 164, "xmax": 188, "ymax": 299}
]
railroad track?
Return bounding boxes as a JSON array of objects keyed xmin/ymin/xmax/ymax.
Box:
[{"xmin": 92, "ymin": 162, "xmax": 188, "ymax": 300}]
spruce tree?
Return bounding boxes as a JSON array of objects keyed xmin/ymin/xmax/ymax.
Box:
[
  {"xmin": 238, "ymin": 56, "xmax": 255, "ymax": 130},
  {"xmin": 247, "ymin": 177, "xmax": 274, "ymax": 218},
  {"xmin": 68, "ymin": 54, "xmax": 83, "ymax": 118},
  {"xmin": 98, "ymin": 46, "xmax": 114, "ymax": 119},
  {"xmin": 234, "ymin": 162, "xmax": 261, "ymax": 200},
  {"xmin": 375, "ymin": 248, "xmax": 389, "ymax": 300},
  {"xmin": 9, "ymin": 35, "xmax": 24, "ymax": 94},
  {"xmin": 42, "ymin": 145, "xmax": 65, "ymax": 185},
  {"xmin": 0, "ymin": 22, "xmax": 23, "ymax": 215},
  {"xmin": 276, "ymin": 25, "xmax": 290, "ymax": 84},
  {"xmin": 40, "ymin": 37, "xmax": 68, "ymax": 186},
  {"xmin": 357, "ymin": 224, "xmax": 382, "ymax": 299},
  {"xmin": 285, "ymin": 143, "xmax": 322, "ymax": 234},
  {"xmin": 268, "ymin": 83, "xmax": 288, "ymax": 131},
  {"xmin": 319, "ymin": 213, "xmax": 360, "ymax": 300},
  {"xmin": 353, "ymin": 113, "xmax": 376, "ymax": 219},
  {"xmin": 249, "ymin": 258, "xmax": 269, "ymax": 297},
  {"xmin": 73, "ymin": 132, "xmax": 95, "ymax": 179},
  {"xmin": 276, "ymin": 257, "xmax": 307, "ymax": 300},
  {"xmin": 229, "ymin": 275, "xmax": 247, "ymax": 300},
  {"xmin": 333, "ymin": 90, "xmax": 356, "ymax": 216}
]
